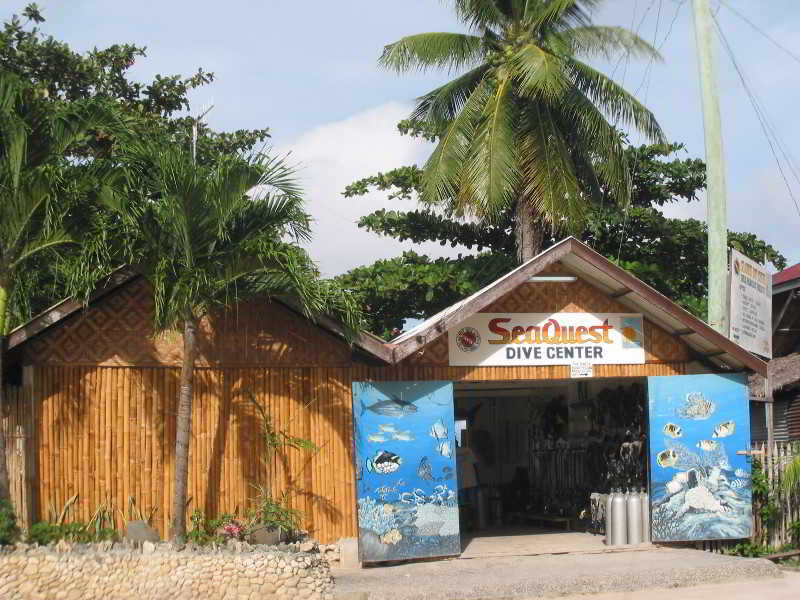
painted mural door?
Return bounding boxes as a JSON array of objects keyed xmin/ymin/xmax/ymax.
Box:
[
  {"xmin": 648, "ymin": 374, "xmax": 752, "ymax": 542},
  {"xmin": 352, "ymin": 381, "xmax": 460, "ymax": 563}
]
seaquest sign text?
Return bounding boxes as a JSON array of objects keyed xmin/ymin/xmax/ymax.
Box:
[{"xmin": 448, "ymin": 313, "xmax": 645, "ymax": 366}]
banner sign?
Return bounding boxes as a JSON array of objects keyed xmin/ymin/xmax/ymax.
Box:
[
  {"xmin": 448, "ymin": 313, "xmax": 645, "ymax": 367},
  {"xmin": 729, "ymin": 249, "xmax": 772, "ymax": 358}
]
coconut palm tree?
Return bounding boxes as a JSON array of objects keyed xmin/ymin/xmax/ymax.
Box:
[
  {"xmin": 381, "ymin": 0, "xmax": 666, "ymax": 261},
  {"xmin": 105, "ymin": 142, "xmax": 361, "ymax": 540},
  {"xmin": 0, "ymin": 69, "xmax": 119, "ymax": 506}
]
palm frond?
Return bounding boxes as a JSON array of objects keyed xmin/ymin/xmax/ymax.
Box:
[
  {"xmin": 411, "ymin": 64, "xmax": 490, "ymax": 126},
  {"xmin": 512, "ymin": 44, "xmax": 569, "ymax": 100},
  {"xmin": 10, "ymin": 229, "xmax": 75, "ymax": 269},
  {"xmin": 784, "ymin": 455, "xmax": 800, "ymax": 493},
  {"xmin": 461, "ymin": 73, "xmax": 519, "ymax": 219},
  {"xmin": 420, "ymin": 78, "xmax": 492, "ymax": 207},
  {"xmin": 517, "ymin": 101, "xmax": 588, "ymax": 230},
  {"xmin": 565, "ymin": 58, "xmax": 666, "ymax": 143},
  {"xmin": 554, "ymin": 87, "xmax": 632, "ymax": 205},
  {"xmin": 379, "ymin": 32, "xmax": 486, "ymax": 74},
  {"xmin": 524, "ymin": 0, "xmax": 598, "ymax": 31},
  {"xmin": 454, "ymin": 0, "xmax": 508, "ymax": 30},
  {"xmin": 552, "ymin": 26, "xmax": 662, "ymax": 60}
]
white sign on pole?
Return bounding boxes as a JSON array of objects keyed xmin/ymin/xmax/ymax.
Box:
[
  {"xmin": 729, "ymin": 249, "xmax": 772, "ymax": 358},
  {"xmin": 448, "ymin": 313, "xmax": 646, "ymax": 367}
]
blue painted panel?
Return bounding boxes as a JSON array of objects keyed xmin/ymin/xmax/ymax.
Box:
[
  {"xmin": 352, "ymin": 381, "xmax": 460, "ymax": 562},
  {"xmin": 648, "ymin": 374, "xmax": 753, "ymax": 542}
]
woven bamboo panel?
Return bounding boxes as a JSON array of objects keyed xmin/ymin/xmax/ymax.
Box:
[
  {"xmin": 406, "ymin": 278, "xmax": 691, "ymax": 367},
  {"xmin": 24, "ymin": 278, "xmax": 352, "ymax": 368},
  {"xmin": 26, "ymin": 365, "xmax": 359, "ymax": 543}
]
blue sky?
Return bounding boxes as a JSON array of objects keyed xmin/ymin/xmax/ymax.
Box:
[{"xmin": 8, "ymin": 1, "xmax": 800, "ymax": 275}]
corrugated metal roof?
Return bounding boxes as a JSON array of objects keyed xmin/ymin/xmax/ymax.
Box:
[{"xmin": 774, "ymin": 263, "xmax": 800, "ymax": 287}]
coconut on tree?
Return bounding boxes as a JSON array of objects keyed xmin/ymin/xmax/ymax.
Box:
[{"xmin": 381, "ymin": 0, "xmax": 666, "ymax": 261}]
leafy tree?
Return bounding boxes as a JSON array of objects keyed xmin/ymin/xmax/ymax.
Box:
[
  {"xmin": 339, "ymin": 137, "xmax": 786, "ymax": 338},
  {"xmin": 0, "ymin": 4, "xmax": 273, "ymax": 326},
  {"xmin": 0, "ymin": 68, "xmax": 120, "ymax": 503},
  {"xmin": 381, "ymin": 0, "xmax": 664, "ymax": 261},
  {"xmin": 105, "ymin": 143, "xmax": 361, "ymax": 540}
]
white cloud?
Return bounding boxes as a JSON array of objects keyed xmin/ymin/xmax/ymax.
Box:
[{"xmin": 276, "ymin": 102, "xmax": 470, "ymax": 277}]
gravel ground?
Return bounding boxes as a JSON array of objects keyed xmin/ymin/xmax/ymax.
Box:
[{"xmin": 332, "ymin": 547, "xmax": 781, "ymax": 600}]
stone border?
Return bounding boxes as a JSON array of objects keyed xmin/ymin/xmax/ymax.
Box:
[{"xmin": 0, "ymin": 541, "xmax": 334, "ymax": 599}]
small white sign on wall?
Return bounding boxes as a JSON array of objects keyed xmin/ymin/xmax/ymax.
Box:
[{"xmin": 570, "ymin": 362, "xmax": 593, "ymax": 378}]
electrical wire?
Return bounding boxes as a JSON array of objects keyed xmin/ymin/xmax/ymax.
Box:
[
  {"xmin": 712, "ymin": 14, "xmax": 800, "ymax": 220},
  {"xmin": 718, "ymin": 0, "xmax": 800, "ymax": 67}
]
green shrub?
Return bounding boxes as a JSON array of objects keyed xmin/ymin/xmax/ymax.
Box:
[
  {"xmin": 247, "ymin": 485, "xmax": 302, "ymax": 535},
  {"xmin": 27, "ymin": 522, "xmax": 62, "ymax": 545},
  {"xmin": 0, "ymin": 500, "xmax": 19, "ymax": 545},
  {"xmin": 27, "ymin": 521, "xmax": 118, "ymax": 545}
]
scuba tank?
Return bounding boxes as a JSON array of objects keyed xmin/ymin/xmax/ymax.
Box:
[
  {"xmin": 640, "ymin": 487, "xmax": 650, "ymax": 543},
  {"xmin": 610, "ymin": 489, "xmax": 628, "ymax": 545},
  {"xmin": 626, "ymin": 487, "xmax": 643, "ymax": 545},
  {"xmin": 605, "ymin": 490, "xmax": 615, "ymax": 545}
]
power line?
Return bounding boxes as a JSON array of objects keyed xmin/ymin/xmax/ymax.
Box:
[
  {"xmin": 718, "ymin": 0, "xmax": 800, "ymax": 67},
  {"xmin": 712, "ymin": 14, "xmax": 800, "ymax": 220}
]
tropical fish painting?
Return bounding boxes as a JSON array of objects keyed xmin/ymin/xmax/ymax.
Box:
[
  {"xmin": 696, "ymin": 440, "xmax": 719, "ymax": 452},
  {"xmin": 429, "ymin": 419, "xmax": 448, "ymax": 440},
  {"xmin": 352, "ymin": 381, "xmax": 460, "ymax": 562},
  {"xmin": 657, "ymin": 448, "xmax": 679, "ymax": 468},
  {"xmin": 649, "ymin": 374, "xmax": 752, "ymax": 543},
  {"xmin": 366, "ymin": 450, "xmax": 402, "ymax": 475},
  {"xmin": 436, "ymin": 440, "xmax": 452, "ymax": 458},
  {"xmin": 360, "ymin": 396, "xmax": 418, "ymax": 418},
  {"xmin": 712, "ymin": 420, "xmax": 736, "ymax": 438},
  {"xmin": 676, "ymin": 391, "xmax": 716, "ymax": 420}
]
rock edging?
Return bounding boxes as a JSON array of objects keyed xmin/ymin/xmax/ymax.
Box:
[{"xmin": 0, "ymin": 541, "xmax": 334, "ymax": 600}]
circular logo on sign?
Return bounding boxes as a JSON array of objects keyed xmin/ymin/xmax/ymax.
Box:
[{"xmin": 456, "ymin": 326, "xmax": 481, "ymax": 352}]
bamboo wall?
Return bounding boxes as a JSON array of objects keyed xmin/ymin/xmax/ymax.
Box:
[
  {"xmin": 9, "ymin": 366, "xmax": 357, "ymax": 543},
  {"xmin": 1, "ymin": 385, "xmax": 35, "ymax": 530}
]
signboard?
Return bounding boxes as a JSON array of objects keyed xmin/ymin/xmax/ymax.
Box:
[
  {"xmin": 352, "ymin": 381, "xmax": 460, "ymax": 563},
  {"xmin": 570, "ymin": 362, "xmax": 593, "ymax": 378},
  {"xmin": 729, "ymin": 249, "xmax": 772, "ymax": 358},
  {"xmin": 648, "ymin": 373, "xmax": 752, "ymax": 542},
  {"xmin": 448, "ymin": 313, "xmax": 645, "ymax": 367}
]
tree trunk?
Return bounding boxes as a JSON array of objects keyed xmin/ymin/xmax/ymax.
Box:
[
  {"xmin": 170, "ymin": 314, "xmax": 198, "ymax": 541},
  {"xmin": 515, "ymin": 200, "xmax": 544, "ymax": 263},
  {"xmin": 0, "ymin": 281, "xmax": 12, "ymax": 504}
]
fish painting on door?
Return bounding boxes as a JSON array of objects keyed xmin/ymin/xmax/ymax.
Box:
[
  {"xmin": 648, "ymin": 374, "xmax": 752, "ymax": 542},
  {"xmin": 352, "ymin": 381, "xmax": 460, "ymax": 562}
]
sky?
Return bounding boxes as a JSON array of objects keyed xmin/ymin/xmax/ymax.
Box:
[{"xmin": 7, "ymin": 0, "xmax": 800, "ymax": 276}]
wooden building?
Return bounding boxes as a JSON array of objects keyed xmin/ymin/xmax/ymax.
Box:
[{"xmin": 2, "ymin": 238, "xmax": 767, "ymax": 547}]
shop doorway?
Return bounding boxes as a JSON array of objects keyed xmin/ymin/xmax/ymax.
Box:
[{"xmin": 454, "ymin": 378, "xmax": 649, "ymax": 556}]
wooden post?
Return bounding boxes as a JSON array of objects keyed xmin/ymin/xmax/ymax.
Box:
[
  {"xmin": 766, "ymin": 371, "xmax": 775, "ymax": 448},
  {"xmin": 21, "ymin": 366, "xmax": 35, "ymax": 530}
]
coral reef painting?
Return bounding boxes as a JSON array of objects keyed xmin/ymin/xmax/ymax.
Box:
[
  {"xmin": 648, "ymin": 374, "xmax": 752, "ymax": 542},
  {"xmin": 352, "ymin": 381, "xmax": 460, "ymax": 562}
]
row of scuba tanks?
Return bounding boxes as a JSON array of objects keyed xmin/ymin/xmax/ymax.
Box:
[{"xmin": 605, "ymin": 488, "xmax": 650, "ymax": 545}]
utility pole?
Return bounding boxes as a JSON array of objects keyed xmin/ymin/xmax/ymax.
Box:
[{"xmin": 692, "ymin": 0, "xmax": 728, "ymax": 335}]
